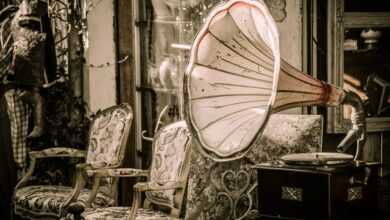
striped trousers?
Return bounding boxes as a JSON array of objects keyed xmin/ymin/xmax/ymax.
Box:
[{"xmin": 4, "ymin": 88, "xmax": 30, "ymax": 170}]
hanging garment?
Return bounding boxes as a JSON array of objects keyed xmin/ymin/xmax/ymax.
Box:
[{"xmin": 0, "ymin": 88, "xmax": 17, "ymax": 220}]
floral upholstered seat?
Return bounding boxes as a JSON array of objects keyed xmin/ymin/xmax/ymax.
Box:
[
  {"xmin": 81, "ymin": 207, "xmax": 178, "ymax": 220},
  {"xmin": 13, "ymin": 104, "xmax": 133, "ymax": 219},
  {"xmin": 14, "ymin": 185, "xmax": 113, "ymax": 218},
  {"xmin": 75, "ymin": 120, "xmax": 191, "ymax": 220}
]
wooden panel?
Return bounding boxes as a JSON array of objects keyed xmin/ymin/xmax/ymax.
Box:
[
  {"xmin": 344, "ymin": 12, "xmax": 390, "ymax": 28},
  {"xmin": 258, "ymin": 169, "xmax": 330, "ymax": 219},
  {"xmin": 86, "ymin": 0, "xmax": 117, "ymax": 111},
  {"xmin": 382, "ymin": 131, "xmax": 390, "ymax": 177},
  {"xmin": 117, "ymin": 0, "xmax": 134, "ymax": 106},
  {"xmin": 256, "ymin": 163, "xmax": 380, "ymax": 220},
  {"xmin": 116, "ymin": 0, "xmax": 137, "ymax": 206},
  {"xmin": 362, "ymin": 133, "xmax": 381, "ymax": 161}
]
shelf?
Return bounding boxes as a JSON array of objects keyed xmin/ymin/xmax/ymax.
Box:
[
  {"xmin": 344, "ymin": 12, "xmax": 390, "ymax": 28},
  {"xmin": 344, "ymin": 48, "xmax": 380, "ymax": 53},
  {"xmin": 367, "ymin": 117, "xmax": 390, "ymax": 132},
  {"xmin": 327, "ymin": 0, "xmax": 390, "ymax": 133}
]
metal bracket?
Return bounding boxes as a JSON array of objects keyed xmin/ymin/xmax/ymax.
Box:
[{"xmin": 281, "ymin": 186, "xmax": 303, "ymax": 202}]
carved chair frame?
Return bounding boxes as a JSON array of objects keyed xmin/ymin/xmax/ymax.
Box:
[
  {"xmin": 76, "ymin": 120, "xmax": 192, "ymax": 220},
  {"xmin": 13, "ymin": 103, "xmax": 133, "ymax": 219}
]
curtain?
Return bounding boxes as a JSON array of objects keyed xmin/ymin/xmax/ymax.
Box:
[{"xmin": 0, "ymin": 88, "xmax": 17, "ymax": 220}]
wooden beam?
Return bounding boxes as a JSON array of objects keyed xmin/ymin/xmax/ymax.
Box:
[{"xmin": 116, "ymin": 0, "xmax": 137, "ymax": 206}]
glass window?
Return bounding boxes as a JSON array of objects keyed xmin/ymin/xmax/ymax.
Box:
[{"xmin": 140, "ymin": 1, "xmax": 224, "ymax": 126}]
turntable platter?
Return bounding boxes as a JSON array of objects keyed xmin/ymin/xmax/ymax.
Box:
[{"xmin": 280, "ymin": 152, "xmax": 354, "ymax": 165}]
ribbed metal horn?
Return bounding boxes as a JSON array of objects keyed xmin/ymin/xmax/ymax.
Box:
[{"xmin": 184, "ymin": 0, "xmax": 366, "ymax": 161}]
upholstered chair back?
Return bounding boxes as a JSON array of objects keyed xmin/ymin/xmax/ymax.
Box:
[
  {"xmin": 13, "ymin": 104, "xmax": 133, "ymax": 219},
  {"xmin": 86, "ymin": 103, "xmax": 133, "ymax": 169},
  {"xmin": 145, "ymin": 120, "xmax": 192, "ymax": 210},
  {"xmin": 185, "ymin": 114, "xmax": 323, "ymax": 219}
]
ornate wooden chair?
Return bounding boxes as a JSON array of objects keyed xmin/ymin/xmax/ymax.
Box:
[
  {"xmin": 13, "ymin": 103, "xmax": 133, "ymax": 219},
  {"xmin": 74, "ymin": 120, "xmax": 192, "ymax": 220}
]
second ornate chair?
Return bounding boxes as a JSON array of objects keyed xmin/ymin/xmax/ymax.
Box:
[
  {"xmin": 75, "ymin": 120, "xmax": 192, "ymax": 220},
  {"xmin": 13, "ymin": 103, "xmax": 133, "ymax": 219}
]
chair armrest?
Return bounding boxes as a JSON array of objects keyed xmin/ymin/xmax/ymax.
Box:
[
  {"xmin": 29, "ymin": 147, "xmax": 85, "ymax": 159},
  {"xmin": 85, "ymin": 168, "xmax": 149, "ymax": 178},
  {"xmin": 73, "ymin": 166, "xmax": 149, "ymax": 209},
  {"xmin": 127, "ymin": 181, "xmax": 185, "ymax": 220},
  {"xmin": 134, "ymin": 181, "xmax": 184, "ymax": 192},
  {"xmin": 66, "ymin": 201, "xmax": 85, "ymax": 220},
  {"xmin": 14, "ymin": 148, "xmax": 85, "ymax": 192},
  {"xmin": 60, "ymin": 163, "xmax": 90, "ymax": 210}
]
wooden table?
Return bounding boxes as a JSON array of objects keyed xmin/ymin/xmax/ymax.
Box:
[{"xmin": 254, "ymin": 161, "xmax": 381, "ymax": 220}]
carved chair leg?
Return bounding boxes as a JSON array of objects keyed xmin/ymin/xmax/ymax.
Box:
[
  {"xmin": 66, "ymin": 202, "xmax": 85, "ymax": 220},
  {"xmin": 170, "ymin": 208, "xmax": 180, "ymax": 218},
  {"xmin": 143, "ymin": 199, "xmax": 151, "ymax": 209},
  {"xmin": 128, "ymin": 189, "xmax": 142, "ymax": 220}
]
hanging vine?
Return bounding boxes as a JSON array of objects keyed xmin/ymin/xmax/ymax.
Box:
[{"xmin": 32, "ymin": 0, "xmax": 92, "ymax": 150}]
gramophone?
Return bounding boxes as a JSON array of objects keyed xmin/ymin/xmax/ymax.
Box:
[{"xmin": 183, "ymin": 0, "xmax": 380, "ymax": 219}]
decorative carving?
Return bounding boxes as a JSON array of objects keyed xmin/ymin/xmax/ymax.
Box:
[
  {"xmin": 86, "ymin": 105, "xmax": 133, "ymax": 168},
  {"xmin": 348, "ymin": 186, "xmax": 363, "ymax": 201},
  {"xmin": 146, "ymin": 121, "xmax": 191, "ymax": 206},
  {"xmin": 185, "ymin": 114, "xmax": 323, "ymax": 220},
  {"xmin": 264, "ymin": 0, "xmax": 287, "ymax": 22},
  {"xmin": 209, "ymin": 160, "xmax": 258, "ymax": 219},
  {"xmin": 14, "ymin": 104, "xmax": 133, "ymax": 219},
  {"xmin": 79, "ymin": 121, "xmax": 192, "ymax": 220},
  {"xmin": 281, "ymin": 186, "xmax": 303, "ymax": 202}
]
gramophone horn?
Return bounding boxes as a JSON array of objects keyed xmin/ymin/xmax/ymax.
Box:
[{"xmin": 184, "ymin": 0, "xmax": 366, "ymax": 161}]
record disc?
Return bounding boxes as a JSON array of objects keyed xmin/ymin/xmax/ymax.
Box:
[{"xmin": 281, "ymin": 152, "xmax": 354, "ymax": 165}]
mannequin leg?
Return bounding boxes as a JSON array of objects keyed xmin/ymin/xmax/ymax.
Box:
[
  {"xmin": 0, "ymin": 90, "xmax": 17, "ymax": 220},
  {"xmin": 4, "ymin": 88, "xmax": 30, "ymax": 171},
  {"xmin": 18, "ymin": 88, "xmax": 45, "ymax": 139}
]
